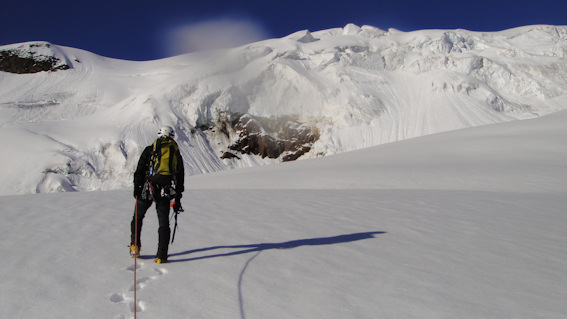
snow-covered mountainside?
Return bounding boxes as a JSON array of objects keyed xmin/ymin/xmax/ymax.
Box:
[
  {"xmin": 1, "ymin": 24, "xmax": 566, "ymax": 195},
  {"xmin": 2, "ymin": 110, "xmax": 567, "ymax": 319}
]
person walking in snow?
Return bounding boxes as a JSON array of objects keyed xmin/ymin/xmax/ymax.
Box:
[{"xmin": 130, "ymin": 126, "xmax": 184, "ymax": 264}]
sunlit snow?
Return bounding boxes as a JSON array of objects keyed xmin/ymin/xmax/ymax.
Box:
[
  {"xmin": 1, "ymin": 24, "xmax": 565, "ymax": 195},
  {"xmin": 1, "ymin": 24, "xmax": 567, "ymax": 319}
]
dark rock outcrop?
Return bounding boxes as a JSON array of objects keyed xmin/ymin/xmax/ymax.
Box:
[
  {"xmin": 0, "ymin": 43, "xmax": 70, "ymax": 74},
  {"xmin": 216, "ymin": 113, "xmax": 318, "ymax": 162}
]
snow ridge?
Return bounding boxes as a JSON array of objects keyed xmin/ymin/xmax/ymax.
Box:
[{"xmin": 0, "ymin": 24, "xmax": 566, "ymax": 195}]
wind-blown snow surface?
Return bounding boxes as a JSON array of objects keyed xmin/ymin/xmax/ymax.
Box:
[
  {"xmin": 1, "ymin": 24, "xmax": 566, "ymax": 195},
  {"xmin": 2, "ymin": 111, "xmax": 566, "ymax": 318}
]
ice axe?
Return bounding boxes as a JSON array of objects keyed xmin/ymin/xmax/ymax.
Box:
[{"xmin": 170, "ymin": 200, "xmax": 183, "ymax": 244}]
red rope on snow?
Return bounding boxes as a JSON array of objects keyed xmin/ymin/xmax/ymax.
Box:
[{"xmin": 134, "ymin": 197, "xmax": 138, "ymax": 319}]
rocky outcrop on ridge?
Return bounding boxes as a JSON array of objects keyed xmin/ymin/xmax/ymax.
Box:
[
  {"xmin": 0, "ymin": 42, "xmax": 70, "ymax": 74},
  {"xmin": 215, "ymin": 113, "xmax": 319, "ymax": 162}
]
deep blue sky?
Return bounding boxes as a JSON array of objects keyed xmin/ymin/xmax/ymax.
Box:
[{"xmin": 2, "ymin": 0, "xmax": 565, "ymax": 61}]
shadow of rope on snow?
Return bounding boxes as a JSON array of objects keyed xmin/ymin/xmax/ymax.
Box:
[
  {"xmin": 169, "ymin": 231, "xmax": 386, "ymax": 319},
  {"xmin": 238, "ymin": 250, "xmax": 261, "ymax": 319}
]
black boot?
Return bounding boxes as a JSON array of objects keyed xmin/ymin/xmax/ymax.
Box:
[
  {"xmin": 156, "ymin": 226, "xmax": 171, "ymax": 263},
  {"xmin": 130, "ymin": 217, "xmax": 143, "ymax": 249}
]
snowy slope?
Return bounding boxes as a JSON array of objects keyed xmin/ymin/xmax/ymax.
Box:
[
  {"xmin": 1, "ymin": 24, "xmax": 566, "ymax": 195},
  {"xmin": 1, "ymin": 110, "xmax": 566, "ymax": 318},
  {"xmin": 189, "ymin": 110, "xmax": 567, "ymax": 193}
]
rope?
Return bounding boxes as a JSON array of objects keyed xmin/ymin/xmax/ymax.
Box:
[{"xmin": 133, "ymin": 197, "xmax": 138, "ymax": 319}]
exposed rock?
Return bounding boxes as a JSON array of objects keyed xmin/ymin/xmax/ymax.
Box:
[
  {"xmin": 220, "ymin": 152, "xmax": 240, "ymax": 159},
  {"xmin": 0, "ymin": 42, "xmax": 70, "ymax": 74},
  {"xmin": 214, "ymin": 113, "xmax": 318, "ymax": 161}
]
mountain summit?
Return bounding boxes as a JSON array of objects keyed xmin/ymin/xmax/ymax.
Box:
[{"xmin": 1, "ymin": 24, "xmax": 566, "ymax": 195}]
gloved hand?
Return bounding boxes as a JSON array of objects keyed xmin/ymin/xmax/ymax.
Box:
[
  {"xmin": 133, "ymin": 185, "xmax": 142, "ymax": 199},
  {"xmin": 173, "ymin": 199, "xmax": 183, "ymax": 213},
  {"xmin": 173, "ymin": 192, "xmax": 183, "ymax": 212}
]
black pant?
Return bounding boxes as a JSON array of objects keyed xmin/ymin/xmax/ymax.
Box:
[{"xmin": 131, "ymin": 197, "xmax": 171, "ymax": 259}]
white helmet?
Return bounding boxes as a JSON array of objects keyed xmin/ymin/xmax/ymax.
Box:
[{"xmin": 158, "ymin": 126, "xmax": 175, "ymax": 138}]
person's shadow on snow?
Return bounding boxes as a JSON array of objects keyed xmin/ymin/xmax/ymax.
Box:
[{"xmin": 166, "ymin": 231, "xmax": 386, "ymax": 263}]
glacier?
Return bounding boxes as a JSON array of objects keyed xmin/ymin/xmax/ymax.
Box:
[{"xmin": 0, "ymin": 24, "xmax": 566, "ymax": 195}]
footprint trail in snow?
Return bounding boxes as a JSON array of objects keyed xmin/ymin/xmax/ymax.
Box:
[{"xmin": 109, "ymin": 261, "xmax": 167, "ymax": 318}]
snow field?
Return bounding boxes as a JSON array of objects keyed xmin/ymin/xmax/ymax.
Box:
[
  {"xmin": 2, "ymin": 188, "xmax": 566, "ymax": 318},
  {"xmin": 2, "ymin": 111, "xmax": 567, "ymax": 318}
]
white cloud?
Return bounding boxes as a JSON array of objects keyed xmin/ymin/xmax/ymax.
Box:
[{"xmin": 163, "ymin": 18, "xmax": 271, "ymax": 57}]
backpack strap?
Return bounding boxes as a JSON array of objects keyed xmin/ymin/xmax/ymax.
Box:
[
  {"xmin": 168, "ymin": 144, "xmax": 175, "ymax": 175},
  {"xmin": 149, "ymin": 137, "xmax": 164, "ymax": 176}
]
